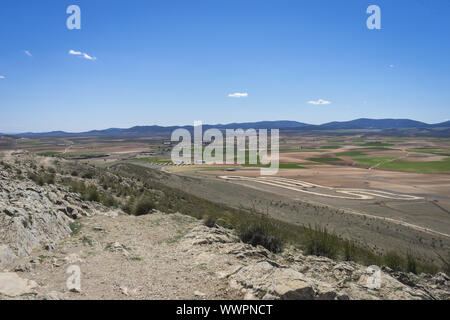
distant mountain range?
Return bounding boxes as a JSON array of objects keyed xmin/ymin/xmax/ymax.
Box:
[{"xmin": 2, "ymin": 118, "xmax": 450, "ymax": 138}]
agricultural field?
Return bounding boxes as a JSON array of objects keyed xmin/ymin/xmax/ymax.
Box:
[
  {"xmin": 276, "ymin": 135, "xmax": 450, "ymax": 174},
  {"xmin": 2, "ymin": 132, "xmax": 450, "ymax": 279},
  {"xmin": 4, "ymin": 133, "xmax": 450, "ymax": 174}
]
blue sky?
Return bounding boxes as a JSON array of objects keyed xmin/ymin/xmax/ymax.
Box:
[{"xmin": 0, "ymin": 0, "xmax": 449, "ymax": 132}]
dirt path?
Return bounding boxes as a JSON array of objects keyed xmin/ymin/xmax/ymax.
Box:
[
  {"xmin": 6, "ymin": 212, "xmax": 242, "ymax": 300},
  {"xmin": 219, "ymin": 176, "xmax": 423, "ymax": 201},
  {"xmin": 63, "ymin": 141, "xmax": 74, "ymax": 154},
  {"xmin": 369, "ymin": 148, "xmax": 410, "ymax": 170}
]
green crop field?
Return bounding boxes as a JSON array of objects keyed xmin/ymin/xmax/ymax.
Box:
[
  {"xmin": 19, "ymin": 140, "xmax": 50, "ymax": 145},
  {"xmin": 379, "ymin": 158, "xmax": 450, "ymax": 173},
  {"xmin": 280, "ymin": 149, "xmax": 327, "ymax": 153},
  {"xmin": 129, "ymin": 157, "xmax": 172, "ymax": 164},
  {"xmin": 361, "ymin": 142, "xmax": 394, "ymax": 147},
  {"xmin": 336, "ymin": 151, "xmax": 367, "ymax": 157},
  {"xmin": 353, "ymin": 156, "xmax": 397, "ymax": 167},
  {"xmin": 353, "ymin": 155, "xmax": 450, "ymax": 173},
  {"xmin": 358, "ymin": 147, "xmax": 395, "ymax": 151},
  {"xmin": 243, "ymin": 163, "xmax": 306, "ymax": 169},
  {"xmin": 408, "ymin": 148, "xmax": 450, "ymax": 156},
  {"xmin": 307, "ymin": 157, "xmax": 344, "ymax": 163}
]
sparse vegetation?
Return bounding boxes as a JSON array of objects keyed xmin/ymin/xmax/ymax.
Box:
[
  {"xmin": 101, "ymin": 194, "xmax": 118, "ymax": 207},
  {"xmin": 37, "ymin": 152, "xmax": 62, "ymax": 157},
  {"xmin": 69, "ymin": 221, "xmax": 82, "ymax": 236},
  {"xmin": 82, "ymin": 171, "xmax": 95, "ymax": 179},
  {"xmin": 85, "ymin": 186, "xmax": 100, "ymax": 202},
  {"xmin": 303, "ymin": 225, "xmax": 338, "ymax": 259},
  {"xmin": 406, "ymin": 252, "xmax": 417, "ymax": 274},
  {"xmin": 384, "ymin": 251, "xmax": 404, "ymax": 271},
  {"xmin": 203, "ymin": 216, "xmax": 217, "ymax": 228},
  {"xmin": 343, "ymin": 240, "xmax": 358, "ymax": 261},
  {"xmin": 81, "ymin": 236, "xmax": 93, "ymax": 246},
  {"xmin": 435, "ymin": 252, "xmax": 450, "ymax": 275},
  {"xmin": 196, "ymin": 263, "xmax": 207, "ymax": 270},
  {"xmin": 237, "ymin": 216, "xmax": 284, "ymax": 254},
  {"xmin": 28, "ymin": 172, "xmax": 55, "ymax": 185},
  {"xmin": 132, "ymin": 196, "xmax": 155, "ymax": 216}
]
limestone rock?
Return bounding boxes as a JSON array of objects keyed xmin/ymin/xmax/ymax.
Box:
[
  {"xmin": 0, "ymin": 245, "xmax": 16, "ymax": 266},
  {"xmin": 229, "ymin": 261, "xmax": 316, "ymax": 300},
  {"xmin": 44, "ymin": 291, "xmax": 61, "ymax": 300},
  {"xmin": 0, "ymin": 272, "xmax": 38, "ymax": 297},
  {"xmin": 194, "ymin": 290, "xmax": 206, "ymax": 297}
]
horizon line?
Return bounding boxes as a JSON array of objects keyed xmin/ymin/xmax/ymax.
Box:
[{"xmin": 1, "ymin": 117, "xmax": 449, "ymax": 135}]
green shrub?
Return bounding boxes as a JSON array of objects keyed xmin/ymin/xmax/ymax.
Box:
[
  {"xmin": 101, "ymin": 194, "xmax": 118, "ymax": 208},
  {"xmin": 238, "ymin": 220, "xmax": 283, "ymax": 253},
  {"xmin": 69, "ymin": 221, "xmax": 82, "ymax": 235},
  {"xmin": 203, "ymin": 216, "xmax": 216, "ymax": 228},
  {"xmin": 82, "ymin": 171, "xmax": 94, "ymax": 179},
  {"xmin": 28, "ymin": 171, "xmax": 55, "ymax": 185},
  {"xmin": 121, "ymin": 196, "xmax": 135, "ymax": 214},
  {"xmin": 44, "ymin": 173, "xmax": 55, "ymax": 185},
  {"xmin": 28, "ymin": 172, "xmax": 44, "ymax": 186},
  {"xmin": 216, "ymin": 218, "xmax": 233, "ymax": 229},
  {"xmin": 303, "ymin": 225, "xmax": 338, "ymax": 259},
  {"xmin": 435, "ymin": 252, "xmax": 450, "ymax": 275},
  {"xmin": 343, "ymin": 240, "xmax": 358, "ymax": 261},
  {"xmin": 132, "ymin": 196, "xmax": 155, "ymax": 216},
  {"xmin": 70, "ymin": 180, "xmax": 86, "ymax": 193},
  {"xmin": 85, "ymin": 186, "xmax": 100, "ymax": 202},
  {"xmin": 406, "ymin": 252, "xmax": 417, "ymax": 274},
  {"xmin": 81, "ymin": 236, "xmax": 93, "ymax": 246},
  {"xmin": 384, "ymin": 251, "xmax": 404, "ymax": 271},
  {"xmin": 0, "ymin": 161, "xmax": 11, "ymax": 169},
  {"xmin": 22, "ymin": 218, "xmax": 30, "ymax": 229}
]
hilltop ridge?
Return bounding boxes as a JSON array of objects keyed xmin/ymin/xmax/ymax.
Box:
[{"xmin": 3, "ymin": 118, "xmax": 450, "ymax": 138}]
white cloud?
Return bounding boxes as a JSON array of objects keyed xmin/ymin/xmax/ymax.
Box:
[
  {"xmin": 69, "ymin": 50, "xmax": 97, "ymax": 61},
  {"xmin": 24, "ymin": 50, "xmax": 32, "ymax": 57},
  {"xmin": 389, "ymin": 64, "xmax": 395, "ymax": 68},
  {"xmin": 69, "ymin": 50, "xmax": 82, "ymax": 55},
  {"xmin": 82, "ymin": 53, "xmax": 96, "ymax": 60},
  {"xmin": 228, "ymin": 92, "xmax": 248, "ymax": 98},
  {"xmin": 0, "ymin": 75, "xmax": 5, "ymax": 79},
  {"xmin": 308, "ymin": 99, "xmax": 331, "ymax": 105}
]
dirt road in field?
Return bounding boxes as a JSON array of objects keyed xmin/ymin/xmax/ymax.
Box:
[
  {"xmin": 218, "ymin": 176, "xmax": 448, "ymax": 239},
  {"xmin": 219, "ymin": 176, "xmax": 423, "ymax": 201}
]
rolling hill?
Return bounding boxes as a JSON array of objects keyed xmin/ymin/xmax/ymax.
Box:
[{"xmin": 3, "ymin": 119, "xmax": 450, "ymax": 137}]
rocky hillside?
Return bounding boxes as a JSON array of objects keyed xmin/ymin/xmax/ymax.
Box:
[
  {"xmin": 0, "ymin": 152, "xmax": 449, "ymax": 300},
  {"xmin": 0, "ymin": 151, "xmax": 115, "ymax": 267}
]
